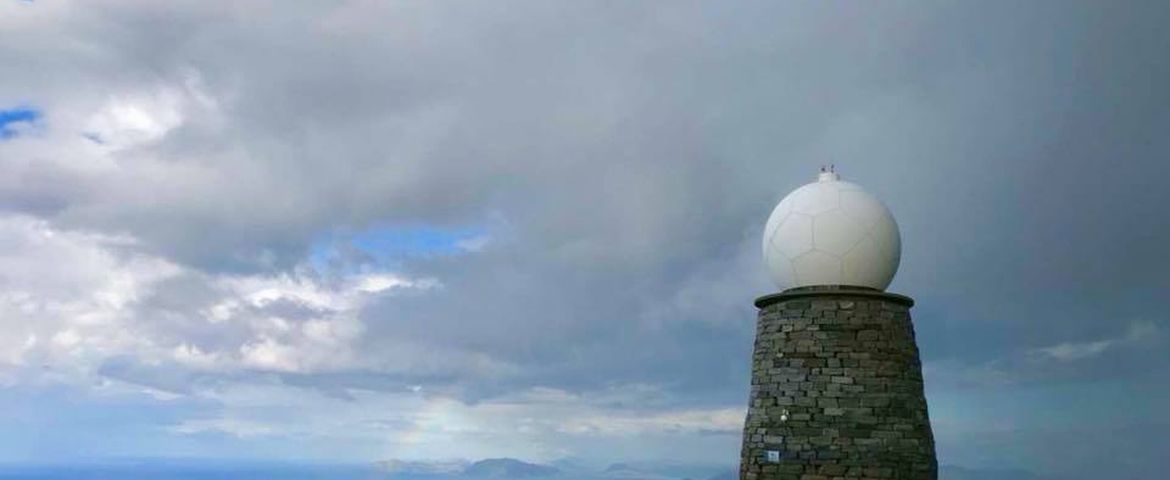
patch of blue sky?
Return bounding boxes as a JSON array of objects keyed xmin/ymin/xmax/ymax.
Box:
[
  {"xmin": 353, "ymin": 225, "xmax": 484, "ymax": 257},
  {"xmin": 0, "ymin": 384, "xmax": 210, "ymax": 464},
  {"xmin": 308, "ymin": 224, "xmax": 487, "ymax": 275},
  {"xmin": 0, "ymin": 106, "xmax": 41, "ymax": 139}
]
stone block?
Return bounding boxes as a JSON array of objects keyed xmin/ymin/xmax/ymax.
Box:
[{"xmin": 739, "ymin": 290, "xmax": 935, "ymax": 480}]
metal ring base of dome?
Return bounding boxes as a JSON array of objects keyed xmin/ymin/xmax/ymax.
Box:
[{"xmin": 754, "ymin": 285, "xmax": 914, "ymax": 308}]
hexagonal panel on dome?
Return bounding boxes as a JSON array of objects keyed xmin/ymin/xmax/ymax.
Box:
[
  {"xmin": 770, "ymin": 195, "xmax": 794, "ymax": 221},
  {"xmin": 765, "ymin": 255, "xmax": 797, "ymax": 289},
  {"xmin": 839, "ymin": 188, "xmax": 888, "ymax": 228},
  {"xmin": 789, "ymin": 183, "xmax": 840, "ymax": 216},
  {"xmin": 812, "ymin": 209, "xmax": 868, "ymax": 257},
  {"xmin": 769, "ymin": 213, "xmax": 813, "ymax": 260},
  {"xmin": 843, "ymin": 233, "xmax": 884, "ymax": 289},
  {"xmin": 869, "ymin": 213, "xmax": 901, "ymax": 258},
  {"xmin": 762, "ymin": 202, "xmax": 792, "ymax": 249},
  {"xmin": 792, "ymin": 250, "xmax": 842, "ymax": 286}
]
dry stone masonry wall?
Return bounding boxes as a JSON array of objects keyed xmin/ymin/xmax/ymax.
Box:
[{"xmin": 739, "ymin": 289, "xmax": 936, "ymax": 480}]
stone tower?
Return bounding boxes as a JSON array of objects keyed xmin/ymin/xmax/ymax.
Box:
[{"xmin": 741, "ymin": 169, "xmax": 936, "ymax": 479}]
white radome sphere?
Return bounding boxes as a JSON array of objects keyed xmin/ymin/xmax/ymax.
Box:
[{"xmin": 763, "ymin": 170, "xmax": 901, "ymax": 291}]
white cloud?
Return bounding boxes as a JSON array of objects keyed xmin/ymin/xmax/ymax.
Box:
[
  {"xmin": 1033, "ymin": 339, "xmax": 1114, "ymax": 362},
  {"xmin": 354, "ymin": 273, "xmax": 438, "ymax": 294},
  {"xmin": 171, "ymin": 418, "xmax": 278, "ymax": 438},
  {"xmin": 455, "ymin": 235, "xmax": 491, "ymax": 253},
  {"xmin": 162, "ymin": 382, "xmax": 742, "ymax": 462},
  {"xmin": 84, "ymin": 88, "xmax": 186, "ymax": 148},
  {"xmin": 0, "ymin": 215, "xmax": 180, "ymax": 381},
  {"xmin": 0, "ymin": 213, "xmax": 438, "ymax": 384},
  {"xmin": 1031, "ymin": 321, "xmax": 1161, "ymax": 362}
]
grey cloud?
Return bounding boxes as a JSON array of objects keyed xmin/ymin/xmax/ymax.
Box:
[{"xmin": 3, "ymin": 0, "xmax": 1170, "ymax": 472}]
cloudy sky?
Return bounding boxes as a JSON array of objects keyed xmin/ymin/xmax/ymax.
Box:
[{"xmin": 1, "ymin": 0, "xmax": 1169, "ymax": 477}]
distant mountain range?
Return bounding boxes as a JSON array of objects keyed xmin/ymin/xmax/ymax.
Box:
[
  {"xmin": 375, "ymin": 459, "xmax": 1047, "ymax": 480},
  {"xmin": 465, "ymin": 458, "xmax": 560, "ymax": 478},
  {"xmin": 703, "ymin": 466, "xmax": 1048, "ymax": 480},
  {"xmin": 376, "ymin": 458, "xmax": 726, "ymax": 480},
  {"xmin": 939, "ymin": 465, "xmax": 1048, "ymax": 480},
  {"xmin": 376, "ymin": 458, "xmax": 560, "ymax": 479},
  {"xmin": 0, "ymin": 459, "xmax": 1049, "ymax": 480}
]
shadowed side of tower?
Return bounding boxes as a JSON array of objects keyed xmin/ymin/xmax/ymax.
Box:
[{"xmin": 739, "ymin": 287, "xmax": 936, "ymax": 480}]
